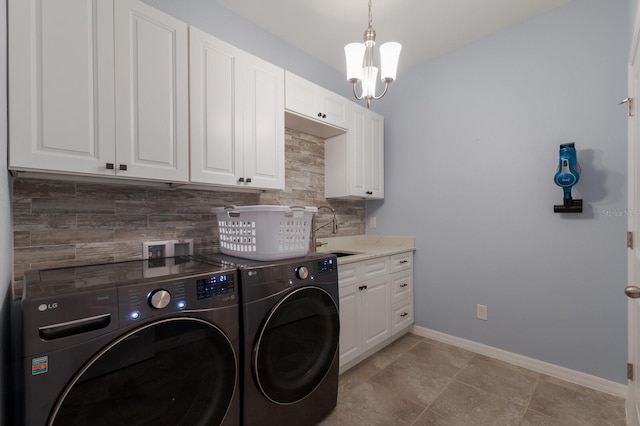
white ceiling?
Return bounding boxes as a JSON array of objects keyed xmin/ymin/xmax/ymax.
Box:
[{"xmin": 216, "ymin": 0, "xmax": 572, "ymax": 74}]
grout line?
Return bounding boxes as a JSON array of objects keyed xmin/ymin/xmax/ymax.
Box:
[{"xmin": 519, "ymin": 374, "xmax": 541, "ymax": 424}]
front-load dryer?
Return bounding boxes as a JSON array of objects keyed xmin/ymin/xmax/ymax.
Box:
[
  {"xmin": 14, "ymin": 256, "xmax": 240, "ymax": 426},
  {"xmin": 203, "ymin": 253, "xmax": 340, "ymax": 426}
]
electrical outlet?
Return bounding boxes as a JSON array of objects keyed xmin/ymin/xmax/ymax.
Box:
[
  {"xmin": 370, "ymin": 217, "xmax": 377, "ymax": 229},
  {"xmin": 173, "ymin": 239, "xmax": 193, "ymax": 257},
  {"xmin": 476, "ymin": 304, "xmax": 488, "ymax": 321},
  {"xmin": 148, "ymin": 244, "xmax": 166, "ymax": 259},
  {"xmin": 143, "ymin": 241, "xmax": 171, "ymax": 269}
]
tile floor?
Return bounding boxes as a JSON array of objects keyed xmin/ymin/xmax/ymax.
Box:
[{"xmin": 320, "ymin": 333, "xmax": 626, "ymax": 426}]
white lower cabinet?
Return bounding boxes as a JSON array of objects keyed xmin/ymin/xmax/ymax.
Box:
[
  {"xmin": 338, "ymin": 251, "xmax": 414, "ymax": 371},
  {"xmin": 390, "ymin": 252, "xmax": 414, "ymax": 335},
  {"xmin": 361, "ymin": 274, "xmax": 392, "ymax": 348}
]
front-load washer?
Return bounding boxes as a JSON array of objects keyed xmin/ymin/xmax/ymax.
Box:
[
  {"xmin": 14, "ymin": 256, "xmax": 240, "ymax": 426},
  {"xmin": 202, "ymin": 253, "xmax": 340, "ymax": 426}
]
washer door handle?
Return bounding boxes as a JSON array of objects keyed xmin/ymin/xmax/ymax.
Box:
[{"xmin": 38, "ymin": 313, "xmax": 111, "ymax": 340}]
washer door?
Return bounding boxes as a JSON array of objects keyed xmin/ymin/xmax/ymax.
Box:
[
  {"xmin": 49, "ymin": 318, "xmax": 237, "ymax": 426},
  {"xmin": 254, "ymin": 287, "xmax": 339, "ymax": 404}
]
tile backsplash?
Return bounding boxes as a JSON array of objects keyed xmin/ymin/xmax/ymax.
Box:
[{"xmin": 12, "ymin": 128, "xmax": 365, "ymax": 284}]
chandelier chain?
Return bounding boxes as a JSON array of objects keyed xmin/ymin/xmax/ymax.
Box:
[{"xmin": 368, "ymin": 0, "xmax": 373, "ymax": 28}]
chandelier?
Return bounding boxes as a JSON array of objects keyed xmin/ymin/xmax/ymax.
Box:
[{"xmin": 344, "ymin": 0, "xmax": 402, "ymax": 108}]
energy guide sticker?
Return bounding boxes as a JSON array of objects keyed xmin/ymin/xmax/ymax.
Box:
[{"xmin": 31, "ymin": 356, "xmax": 48, "ymax": 375}]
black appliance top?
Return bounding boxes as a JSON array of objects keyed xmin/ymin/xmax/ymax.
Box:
[
  {"xmin": 22, "ymin": 256, "xmax": 233, "ymax": 300},
  {"xmin": 197, "ymin": 252, "xmax": 337, "ymax": 270}
]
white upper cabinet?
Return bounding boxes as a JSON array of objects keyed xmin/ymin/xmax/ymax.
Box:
[
  {"xmin": 9, "ymin": 0, "xmax": 189, "ymax": 182},
  {"xmin": 325, "ymin": 104, "xmax": 384, "ymax": 199},
  {"xmin": 114, "ymin": 0, "xmax": 189, "ymax": 182},
  {"xmin": 285, "ymin": 71, "xmax": 350, "ymax": 136},
  {"xmin": 9, "ymin": 0, "xmax": 116, "ymax": 175},
  {"xmin": 189, "ymin": 28, "xmax": 285, "ymax": 190}
]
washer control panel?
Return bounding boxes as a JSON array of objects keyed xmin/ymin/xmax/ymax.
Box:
[
  {"xmin": 148, "ymin": 289, "xmax": 171, "ymax": 309},
  {"xmin": 196, "ymin": 273, "xmax": 235, "ymax": 299},
  {"xmin": 119, "ymin": 271, "xmax": 236, "ymax": 325}
]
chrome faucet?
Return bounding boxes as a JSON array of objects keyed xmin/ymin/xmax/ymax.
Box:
[{"xmin": 310, "ymin": 205, "xmax": 338, "ymax": 252}]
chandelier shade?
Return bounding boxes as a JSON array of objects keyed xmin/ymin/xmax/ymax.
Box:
[
  {"xmin": 379, "ymin": 42, "xmax": 401, "ymax": 81},
  {"xmin": 345, "ymin": 43, "xmax": 366, "ymax": 82},
  {"xmin": 344, "ymin": 0, "xmax": 401, "ymax": 108}
]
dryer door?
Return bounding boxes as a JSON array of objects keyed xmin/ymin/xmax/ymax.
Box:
[
  {"xmin": 254, "ymin": 287, "xmax": 340, "ymax": 404},
  {"xmin": 49, "ymin": 318, "xmax": 237, "ymax": 426}
]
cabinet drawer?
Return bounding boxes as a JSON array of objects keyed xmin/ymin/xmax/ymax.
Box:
[
  {"xmin": 390, "ymin": 269, "xmax": 413, "ymax": 303},
  {"xmin": 391, "ymin": 298, "xmax": 413, "ymax": 335},
  {"xmin": 362, "ymin": 256, "xmax": 389, "ymax": 279},
  {"xmin": 337, "ymin": 262, "xmax": 361, "ymax": 287},
  {"xmin": 390, "ymin": 252, "xmax": 413, "ymax": 272}
]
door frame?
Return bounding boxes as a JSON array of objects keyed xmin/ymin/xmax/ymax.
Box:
[{"xmin": 628, "ymin": 2, "xmax": 640, "ymax": 424}]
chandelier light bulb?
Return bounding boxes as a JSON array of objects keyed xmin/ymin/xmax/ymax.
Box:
[{"xmin": 363, "ymin": 66, "xmax": 378, "ymax": 98}]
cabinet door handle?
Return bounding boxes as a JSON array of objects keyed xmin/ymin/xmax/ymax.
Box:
[
  {"xmin": 400, "ymin": 283, "xmax": 408, "ymax": 288},
  {"xmin": 106, "ymin": 163, "xmax": 114, "ymax": 170},
  {"xmin": 317, "ymin": 112, "xmax": 326, "ymax": 119},
  {"xmin": 358, "ymin": 285, "xmax": 367, "ymax": 291},
  {"xmin": 400, "ymin": 312, "xmax": 408, "ymax": 318},
  {"xmin": 246, "ymin": 177, "xmax": 252, "ymax": 183},
  {"xmin": 366, "ymin": 191, "xmax": 373, "ymax": 195},
  {"xmin": 400, "ymin": 260, "xmax": 408, "ymax": 264},
  {"xmin": 119, "ymin": 164, "xmax": 127, "ymax": 171},
  {"xmin": 238, "ymin": 177, "xmax": 245, "ymax": 183}
]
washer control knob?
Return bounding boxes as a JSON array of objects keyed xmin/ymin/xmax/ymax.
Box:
[
  {"xmin": 148, "ymin": 289, "xmax": 171, "ymax": 309},
  {"xmin": 296, "ymin": 266, "xmax": 309, "ymax": 280}
]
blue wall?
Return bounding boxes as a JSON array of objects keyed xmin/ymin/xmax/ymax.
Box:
[
  {"xmin": 371, "ymin": 0, "xmax": 629, "ymax": 383},
  {"xmin": 143, "ymin": 0, "xmax": 348, "ymax": 98},
  {"xmin": 148, "ymin": 0, "xmax": 628, "ymax": 383}
]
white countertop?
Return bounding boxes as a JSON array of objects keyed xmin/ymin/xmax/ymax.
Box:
[{"xmin": 315, "ymin": 235, "xmax": 415, "ymax": 264}]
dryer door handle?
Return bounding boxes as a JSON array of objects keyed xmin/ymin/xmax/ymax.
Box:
[{"xmin": 38, "ymin": 313, "xmax": 111, "ymax": 341}]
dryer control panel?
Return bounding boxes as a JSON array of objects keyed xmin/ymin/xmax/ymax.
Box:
[
  {"xmin": 232, "ymin": 254, "xmax": 339, "ymax": 303},
  {"xmin": 316, "ymin": 257, "xmax": 337, "ymax": 275}
]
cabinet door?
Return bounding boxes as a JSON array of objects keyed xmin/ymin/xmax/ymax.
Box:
[
  {"xmin": 114, "ymin": 0, "xmax": 189, "ymax": 182},
  {"xmin": 285, "ymin": 71, "xmax": 348, "ymax": 130},
  {"xmin": 320, "ymin": 91, "xmax": 350, "ymax": 130},
  {"xmin": 362, "ymin": 274, "xmax": 391, "ymax": 351},
  {"xmin": 189, "ymin": 27, "xmax": 243, "ymax": 186},
  {"xmin": 349, "ymin": 106, "xmax": 368, "ymax": 197},
  {"xmin": 367, "ymin": 110, "xmax": 385, "ymax": 198},
  {"xmin": 9, "ymin": 0, "xmax": 115, "ymax": 175},
  {"xmin": 285, "ymin": 71, "xmax": 317, "ymax": 120},
  {"xmin": 242, "ymin": 54, "xmax": 285, "ymax": 190},
  {"xmin": 338, "ymin": 283, "xmax": 362, "ymax": 367}
]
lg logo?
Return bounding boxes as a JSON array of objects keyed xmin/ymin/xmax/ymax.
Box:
[{"xmin": 38, "ymin": 303, "xmax": 58, "ymax": 312}]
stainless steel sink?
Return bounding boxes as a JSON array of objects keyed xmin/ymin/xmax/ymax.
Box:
[{"xmin": 330, "ymin": 251, "xmax": 360, "ymax": 258}]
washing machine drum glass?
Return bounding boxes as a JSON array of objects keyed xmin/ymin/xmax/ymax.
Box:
[
  {"xmin": 50, "ymin": 318, "xmax": 237, "ymax": 426},
  {"xmin": 254, "ymin": 287, "xmax": 339, "ymax": 404}
]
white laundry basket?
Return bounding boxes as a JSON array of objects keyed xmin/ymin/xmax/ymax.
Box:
[{"xmin": 212, "ymin": 205, "xmax": 318, "ymax": 261}]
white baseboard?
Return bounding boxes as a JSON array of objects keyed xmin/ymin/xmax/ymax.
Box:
[{"xmin": 411, "ymin": 325, "xmax": 627, "ymax": 399}]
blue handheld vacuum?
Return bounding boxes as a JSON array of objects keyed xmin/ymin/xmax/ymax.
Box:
[{"xmin": 553, "ymin": 142, "xmax": 582, "ymax": 213}]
